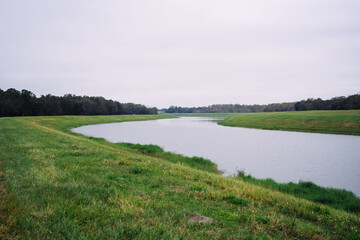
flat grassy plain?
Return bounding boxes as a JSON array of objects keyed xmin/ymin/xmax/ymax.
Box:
[
  {"xmin": 1, "ymin": 115, "xmax": 360, "ymax": 239},
  {"xmin": 217, "ymin": 110, "xmax": 360, "ymax": 135}
]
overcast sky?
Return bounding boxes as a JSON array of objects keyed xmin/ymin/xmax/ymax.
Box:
[{"xmin": 0, "ymin": 0, "xmax": 359, "ymax": 108}]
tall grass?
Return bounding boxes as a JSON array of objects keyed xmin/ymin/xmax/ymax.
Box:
[{"xmin": 235, "ymin": 170, "xmax": 360, "ymax": 214}]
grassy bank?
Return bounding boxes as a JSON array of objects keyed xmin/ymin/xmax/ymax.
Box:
[
  {"xmin": 234, "ymin": 171, "xmax": 360, "ymax": 214},
  {"xmin": 1, "ymin": 115, "xmax": 359, "ymax": 239},
  {"xmin": 119, "ymin": 143, "xmax": 220, "ymax": 175},
  {"xmin": 123, "ymin": 143, "xmax": 360, "ymax": 214},
  {"xmin": 216, "ymin": 110, "xmax": 360, "ymax": 135}
]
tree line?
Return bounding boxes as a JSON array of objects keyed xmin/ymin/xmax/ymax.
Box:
[
  {"xmin": 0, "ymin": 88, "xmax": 158, "ymax": 117},
  {"xmin": 164, "ymin": 94, "xmax": 360, "ymax": 113}
]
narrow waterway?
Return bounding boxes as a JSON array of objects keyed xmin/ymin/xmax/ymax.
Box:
[{"xmin": 73, "ymin": 117, "xmax": 360, "ymax": 196}]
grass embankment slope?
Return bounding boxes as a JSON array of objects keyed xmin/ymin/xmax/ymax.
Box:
[
  {"xmin": 0, "ymin": 115, "xmax": 359, "ymax": 239},
  {"xmin": 217, "ymin": 110, "xmax": 360, "ymax": 135}
]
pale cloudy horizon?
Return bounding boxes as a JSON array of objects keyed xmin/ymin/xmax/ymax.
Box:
[{"xmin": 0, "ymin": 0, "xmax": 359, "ymax": 108}]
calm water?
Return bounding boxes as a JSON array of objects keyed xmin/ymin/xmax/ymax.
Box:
[{"xmin": 73, "ymin": 117, "xmax": 360, "ymax": 196}]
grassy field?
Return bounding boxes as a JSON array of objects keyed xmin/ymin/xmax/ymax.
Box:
[
  {"xmin": 1, "ymin": 115, "xmax": 360, "ymax": 239},
  {"xmin": 217, "ymin": 110, "xmax": 360, "ymax": 135}
]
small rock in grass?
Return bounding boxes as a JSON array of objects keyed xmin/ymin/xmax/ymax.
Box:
[{"xmin": 186, "ymin": 211, "xmax": 217, "ymax": 224}]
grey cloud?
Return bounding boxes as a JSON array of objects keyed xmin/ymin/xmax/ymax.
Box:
[{"xmin": 0, "ymin": 0, "xmax": 359, "ymax": 108}]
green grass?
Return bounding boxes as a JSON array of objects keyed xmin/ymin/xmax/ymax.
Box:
[
  {"xmin": 119, "ymin": 143, "xmax": 220, "ymax": 174},
  {"xmin": 215, "ymin": 110, "xmax": 360, "ymax": 135},
  {"xmin": 1, "ymin": 115, "xmax": 360, "ymax": 239},
  {"xmin": 234, "ymin": 170, "xmax": 360, "ymax": 214}
]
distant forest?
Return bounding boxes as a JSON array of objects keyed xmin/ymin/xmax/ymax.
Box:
[
  {"xmin": 2, "ymin": 88, "xmax": 359, "ymax": 117},
  {"xmin": 0, "ymin": 88, "xmax": 158, "ymax": 117},
  {"xmin": 164, "ymin": 94, "xmax": 360, "ymax": 113}
]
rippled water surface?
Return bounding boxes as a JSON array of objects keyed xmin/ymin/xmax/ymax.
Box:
[{"xmin": 73, "ymin": 117, "xmax": 360, "ymax": 196}]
